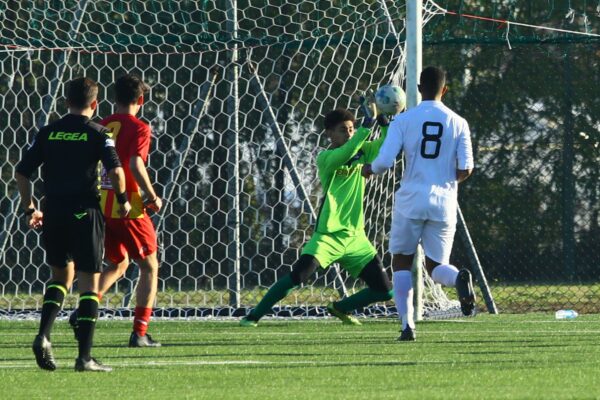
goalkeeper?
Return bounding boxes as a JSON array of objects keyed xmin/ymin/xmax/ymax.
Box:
[{"xmin": 241, "ymin": 99, "xmax": 395, "ymax": 326}]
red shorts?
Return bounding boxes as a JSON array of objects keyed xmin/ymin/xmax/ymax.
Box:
[{"xmin": 104, "ymin": 217, "xmax": 158, "ymax": 264}]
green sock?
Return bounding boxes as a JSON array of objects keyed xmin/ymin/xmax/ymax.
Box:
[
  {"xmin": 335, "ymin": 288, "xmax": 393, "ymax": 313},
  {"xmin": 251, "ymin": 274, "xmax": 296, "ymax": 320}
]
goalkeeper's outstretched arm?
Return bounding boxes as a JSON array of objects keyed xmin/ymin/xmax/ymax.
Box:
[{"xmin": 317, "ymin": 126, "xmax": 372, "ymax": 173}]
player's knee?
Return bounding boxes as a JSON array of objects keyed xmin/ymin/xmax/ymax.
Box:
[
  {"xmin": 104, "ymin": 263, "xmax": 127, "ymax": 279},
  {"xmin": 383, "ymin": 289, "xmax": 393, "ymax": 301},
  {"xmin": 360, "ymin": 256, "xmax": 393, "ymax": 293},
  {"xmin": 108, "ymin": 256, "xmax": 130, "ymax": 274},
  {"xmin": 392, "ymin": 253, "xmax": 413, "ymax": 271},
  {"xmin": 369, "ymin": 288, "xmax": 393, "ymax": 302},
  {"xmin": 290, "ymin": 254, "xmax": 320, "ymax": 286},
  {"xmin": 117, "ymin": 263, "xmax": 130, "ymax": 275},
  {"xmin": 138, "ymin": 261, "xmax": 158, "ymax": 275},
  {"xmin": 138, "ymin": 253, "xmax": 159, "ymax": 273},
  {"xmin": 425, "ymin": 257, "xmax": 440, "ymax": 276}
]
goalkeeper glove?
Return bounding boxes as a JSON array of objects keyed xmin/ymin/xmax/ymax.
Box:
[
  {"xmin": 358, "ymin": 90, "xmax": 377, "ymax": 128},
  {"xmin": 376, "ymin": 114, "xmax": 390, "ymax": 127}
]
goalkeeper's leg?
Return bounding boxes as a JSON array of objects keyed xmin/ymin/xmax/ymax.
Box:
[
  {"xmin": 333, "ymin": 256, "xmax": 393, "ymax": 314},
  {"xmin": 243, "ymin": 255, "xmax": 320, "ymax": 323}
]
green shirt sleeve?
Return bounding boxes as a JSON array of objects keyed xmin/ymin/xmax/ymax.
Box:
[
  {"xmin": 361, "ymin": 126, "xmax": 388, "ymax": 163},
  {"xmin": 317, "ymin": 126, "xmax": 371, "ymax": 175}
]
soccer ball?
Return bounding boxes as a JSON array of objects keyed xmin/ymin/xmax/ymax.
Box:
[{"xmin": 375, "ymin": 85, "xmax": 406, "ymax": 115}]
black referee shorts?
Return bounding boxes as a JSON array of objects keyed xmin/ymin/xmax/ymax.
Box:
[{"xmin": 42, "ymin": 204, "xmax": 105, "ymax": 273}]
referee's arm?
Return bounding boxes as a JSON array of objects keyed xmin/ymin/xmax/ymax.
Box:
[
  {"xmin": 14, "ymin": 172, "xmax": 44, "ymax": 229},
  {"xmin": 15, "ymin": 130, "xmax": 44, "ymax": 214},
  {"xmin": 15, "ymin": 172, "xmax": 36, "ymax": 211}
]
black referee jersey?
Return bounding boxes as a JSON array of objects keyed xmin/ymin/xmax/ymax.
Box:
[{"xmin": 16, "ymin": 114, "xmax": 121, "ymax": 206}]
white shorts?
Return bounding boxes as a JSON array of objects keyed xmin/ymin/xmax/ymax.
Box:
[{"xmin": 389, "ymin": 211, "xmax": 456, "ymax": 264}]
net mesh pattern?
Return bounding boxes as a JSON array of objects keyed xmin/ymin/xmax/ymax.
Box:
[{"xmin": 1, "ymin": 0, "xmax": 475, "ymax": 319}]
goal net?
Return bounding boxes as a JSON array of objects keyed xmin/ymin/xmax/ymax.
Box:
[{"xmin": 0, "ymin": 0, "xmax": 462, "ymax": 320}]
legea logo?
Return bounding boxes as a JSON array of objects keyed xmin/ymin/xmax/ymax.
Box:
[{"xmin": 48, "ymin": 131, "xmax": 88, "ymax": 141}]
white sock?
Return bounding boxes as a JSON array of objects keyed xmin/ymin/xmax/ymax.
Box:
[
  {"xmin": 431, "ymin": 264, "xmax": 459, "ymax": 287},
  {"xmin": 393, "ymin": 270, "xmax": 414, "ymax": 330}
]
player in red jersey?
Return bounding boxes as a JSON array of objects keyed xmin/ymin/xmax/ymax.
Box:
[{"xmin": 70, "ymin": 74, "xmax": 163, "ymax": 347}]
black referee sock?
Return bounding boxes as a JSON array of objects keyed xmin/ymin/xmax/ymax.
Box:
[
  {"xmin": 38, "ymin": 281, "xmax": 67, "ymax": 340},
  {"xmin": 77, "ymin": 292, "xmax": 99, "ymax": 360}
]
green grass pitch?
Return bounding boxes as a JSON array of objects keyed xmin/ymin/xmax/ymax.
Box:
[{"xmin": 2, "ymin": 314, "xmax": 600, "ymax": 399}]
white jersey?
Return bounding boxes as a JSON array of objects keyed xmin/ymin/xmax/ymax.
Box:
[{"xmin": 371, "ymin": 100, "xmax": 474, "ymax": 222}]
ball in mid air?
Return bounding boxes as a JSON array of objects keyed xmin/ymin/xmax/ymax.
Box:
[{"xmin": 375, "ymin": 85, "xmax": 406, "ymax": 115}]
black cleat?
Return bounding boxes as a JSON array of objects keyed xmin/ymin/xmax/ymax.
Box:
[
  {"xmin": 74, "ymin": 357, "xmax": 112, "ymax": 372},
  {"xmin": 32, "ymin": 334, "xmax": 57, "ymax": 371},
  {"xmin": 456, "ymin": 268, "xmax": 476, "ymax": 316},
  {"xmin": 129, "ymin": 332, "xmax": 162, "ymax": 347},
  {"xmin": 68, "ymin": 309, "xmax": 79, "ymax": 340},
  {"xmin": 397, "ymin": 327, "xmax": 416, "ymax": 342}
]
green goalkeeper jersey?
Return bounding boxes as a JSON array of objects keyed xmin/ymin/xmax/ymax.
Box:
[{"xmin": 315, "ymin": 125, "xmax": 388, "ymax": 235}]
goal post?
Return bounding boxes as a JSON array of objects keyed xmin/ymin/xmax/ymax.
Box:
[{"xmin": 407, "ymin": 0, "xmax": 425, "ymax": 322}]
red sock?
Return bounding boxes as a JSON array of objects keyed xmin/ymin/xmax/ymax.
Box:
[{"xmin": 133, "ymin": 306, "xmax": 152, "ymax": 336}]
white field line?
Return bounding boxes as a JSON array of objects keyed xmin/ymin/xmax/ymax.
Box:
[
  {"xmin": 0, "ymin": 358, "xmax": 452, "ymax": 369},
  {"xmin": 6, "ymin": 355, "xmax": 600, "ymax": 370},
  {"xmin": 0, "ymin": 360, "xmax": 268, "ymax": 369}
]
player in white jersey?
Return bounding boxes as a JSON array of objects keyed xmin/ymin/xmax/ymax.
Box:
[{"xmin": 362, "ymin": 66, "xmax": 475, "ymax": 341}]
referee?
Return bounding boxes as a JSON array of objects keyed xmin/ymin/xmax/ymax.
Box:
[{"xmin": 15, "ymin": 77, "xmax": 131, "ymax": 372}]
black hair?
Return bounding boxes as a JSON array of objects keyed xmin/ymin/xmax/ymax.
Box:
[
  {"xmin": 323, "ymin": 108, "xmax": 355, "ymax": 130},
  {"xmin": 66, "ymin": 77, "xmax": 98, "ymax": 109},
  {"xmin": 114, "ymin": 74, "xmax": 150, "ymax": 106},
  {"xmin": 419, "ymin": 66, "xmax": 446, "ymax": 97}
]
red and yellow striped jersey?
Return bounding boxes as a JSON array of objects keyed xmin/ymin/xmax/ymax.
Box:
[{"xmin": 98, "ymin": 113, "xmax": 151, "ymax": 219}]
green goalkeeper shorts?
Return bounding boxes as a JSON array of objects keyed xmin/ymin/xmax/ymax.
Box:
[{"xmin": 301, "ymin": 230, "xmax": 377, "ymax": 278}]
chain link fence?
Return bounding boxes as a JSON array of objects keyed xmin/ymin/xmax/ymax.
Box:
[{"xmin": 430, "ymin": 1, "xmax": 600, "ymax": 312}]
